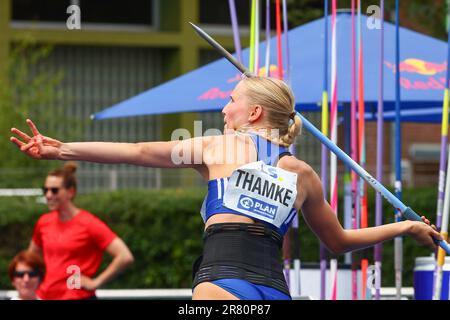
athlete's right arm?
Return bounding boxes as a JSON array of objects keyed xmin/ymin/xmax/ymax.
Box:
[
  {"xmin": 10, "ymin": 119, "xmax": 210, "ymax": 171},
  {"xmin": 300, "ymin": 163, "xmax": 441, "ymax": 254}
]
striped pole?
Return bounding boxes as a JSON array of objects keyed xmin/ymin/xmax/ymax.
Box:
[
  {"xmin": 329, "ymin": 0, "xmax": 339, "ymax": 300},
  {"xmin": 394, "ymin": 0, "xmax": 403, "ymax": 300},
  {"xmin": 434, "ymin": 84, "xmax": 449, "ymax": 235},
  {"xmin": 188, "ymin": 21, "xmax": 450, "ymax": 254},
  {"xmin": 282, "ymin": 0, "xmax": 291, "ymax": 84},
  {"xmin": 249, "ymin": 0, "xmax": 256, "ymax": 73},
  {"xmin": 275, "ymin": 0, "xmax": 283, "ymax": 79},
  {"xmin": 264, "ymin": 0, "xmax": 271, "ymax": 77},
  {"xmin": 434, "ymin": 7, "xmax": 450, "ymax": 236},
  {"xmin": 320, "ymin": 0, "xmax": 330, "ymax": 301},
  {"xmin": 344, "ymin": 102, "xmax": 353, "ymax": 275},
  {"xmin": 432, "ymin": 6, "xmax": 450, "ymax": 299},
  {"xmin": 374, "ymin": 0, "xmax": 385, "ymax": 300},
  {"xmin": 282, "ymin": 0, "xmax": 301, "ymax": 295},
  {"xmin": 357, "ymin": 0, "xmax": 369, "ymax": 300},
  {"xmin": 227, "ymin": 0, "xmax": 242, "ymax": 63},
  {"xmin": 255, "ymin": 0, "xmax": 260, "ymax": 74},
  {"xmin": 272, "ymin": 0, "xmax": 291, "ymax": 288},
  {"xmin": 434, "ymin": 146, "xmax": 450, "ymax": 300},
  {"xmin": 350, "ymin": 0, "xmax": 359, "ymax": 300},
  {"xmin": 343, "ymin": 2, "xmax": 353, "ymax": 275}
]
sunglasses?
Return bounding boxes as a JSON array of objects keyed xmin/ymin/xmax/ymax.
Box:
[
  {"xmin": 42, "ymin": 187, "xmax": 60, "ymax": 195},
  {"xmin": 13, "ymin": 270, "xmax": 40, "ymax": 278}
]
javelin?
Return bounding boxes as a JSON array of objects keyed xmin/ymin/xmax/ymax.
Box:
[{"xmin": 189, "ymin": 21, "xmax": 450, "ymax": 255}]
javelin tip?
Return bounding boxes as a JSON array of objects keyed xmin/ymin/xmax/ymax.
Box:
[{"xmin": 189, "ymin": 22, "xmax": 204, "ymax": 38}]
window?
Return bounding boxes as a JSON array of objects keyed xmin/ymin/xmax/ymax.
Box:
[
  {"xmin": 13, "ymin": 0, "xmax": 70, "ymax": 22},
  {"xmin": 200, "ymin": 0, "xmax": 275, "ymax": 27}
]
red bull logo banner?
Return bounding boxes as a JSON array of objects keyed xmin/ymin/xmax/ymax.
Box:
[
  {"xmin": 197, "ymin": 64, "xmax": 283, "ymax": 101},
  {"xmin": 385, "ymin": 58, "xmax": 447, "ymax": 90}
]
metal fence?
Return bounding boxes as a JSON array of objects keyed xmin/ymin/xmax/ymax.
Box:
[{"xmin": 2, "ymin": 45, "xmax": 322, "ymax": 193}]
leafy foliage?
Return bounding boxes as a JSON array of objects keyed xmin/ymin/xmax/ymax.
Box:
[
  {"xmin": 0, "ymin": 40, "xmax": 80, "ymax": 188},
  {"xmin": 0, "ymin": 186, "xmax": 439, "ymax": 290}
]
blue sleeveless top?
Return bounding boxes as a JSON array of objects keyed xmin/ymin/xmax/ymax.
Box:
[{"xmin": 200, "ymin": 133, "xmax": 297, "ymax": 236}]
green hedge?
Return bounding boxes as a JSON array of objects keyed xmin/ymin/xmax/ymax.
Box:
[
  {"xmin": 0, "ymin": 186, "xmax": 438, "ymax": 290},
  {"xmin": 0, "ymin": 188, "xmax": 206, "ymax": 290}
]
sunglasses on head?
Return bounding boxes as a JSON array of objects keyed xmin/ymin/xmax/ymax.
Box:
[
  {"xmin": 42, "ymin": 187, "xmax": 60, "ymax": 195},
  {"xmin": 13, "ymin": 270, "xmax": 40, "ymax": 278}
]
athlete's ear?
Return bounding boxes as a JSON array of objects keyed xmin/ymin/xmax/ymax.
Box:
[{"xmin": 248, "ymin": 105, "xmax": 263, "ymax": 123}]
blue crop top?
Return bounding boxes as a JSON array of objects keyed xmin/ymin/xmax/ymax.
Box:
[{"xmin": 200, "ymin": 133, "xmax": 298, "ymax": 236}]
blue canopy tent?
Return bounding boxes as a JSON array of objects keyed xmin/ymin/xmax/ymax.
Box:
[{"xmin": 92, "ymin": 13, "xmax": 448, "ymax": 122}]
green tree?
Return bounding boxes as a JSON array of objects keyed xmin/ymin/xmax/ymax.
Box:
[
  {"xmin": 0, "ymin": 39, "xmax": 74, "ymax": 187},
  {"xmin": 284, "ymin": 0, "xmax": 447, "ymax": 41}
]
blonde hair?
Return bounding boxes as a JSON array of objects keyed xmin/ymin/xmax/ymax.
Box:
[{"xmin": 240, "ymin": 76, "xmax": 302, "ymax": 147}]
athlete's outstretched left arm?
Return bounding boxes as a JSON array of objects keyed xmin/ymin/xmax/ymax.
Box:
[{"xmin": 10, "ymin": 119, "xmax": 207, "ymax": 171}]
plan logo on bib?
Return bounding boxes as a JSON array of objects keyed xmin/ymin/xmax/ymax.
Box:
[{"xmin": 237, "ymin": 195, "xmax": 277, "ymax": 220}]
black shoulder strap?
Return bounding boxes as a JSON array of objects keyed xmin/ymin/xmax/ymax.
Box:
[{"xmin": 274, "ymin": 151, "xmax": 292, "ymax": 166}]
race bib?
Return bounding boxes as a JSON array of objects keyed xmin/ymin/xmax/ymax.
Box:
[{"xmin": 223, "ymin": 161, "xmax": 297, "ymax": 228}]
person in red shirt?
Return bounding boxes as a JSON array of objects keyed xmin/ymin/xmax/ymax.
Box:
[{"xmin": 29, "ymin": 162, "xmax": 134, "ymax": 300}]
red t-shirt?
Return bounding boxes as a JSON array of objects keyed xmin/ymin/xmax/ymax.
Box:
[{"xmin": 32, "ymin": 209, "xmax": 117, "ymax": 300}]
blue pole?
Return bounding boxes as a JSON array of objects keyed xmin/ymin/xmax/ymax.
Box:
[
  {"xmin": 374, "ymin": 0, "xmax": 385, "ymax": 300},
  {"xmin": 394, "ymin": 0, "xmax": 403, "ymax": 300},
  {"xmin": 320, "ymin": 0, "xmax": 329, "ymax": 301}
]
